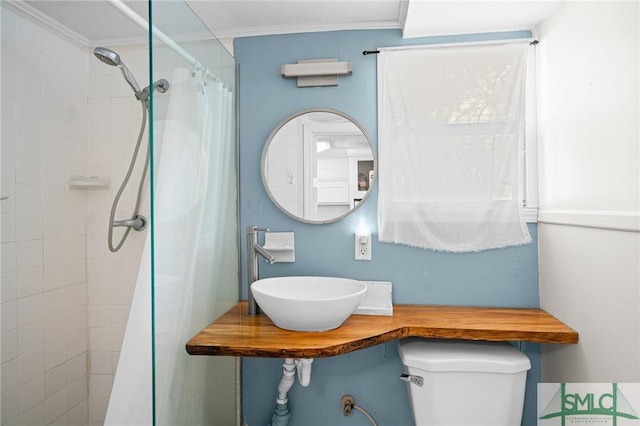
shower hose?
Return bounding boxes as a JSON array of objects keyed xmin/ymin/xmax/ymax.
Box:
[{"xmin": 108, "ymin": 100, "xmax": 150, "ymax": 252}]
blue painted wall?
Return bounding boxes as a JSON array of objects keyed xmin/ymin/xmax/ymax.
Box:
[{"xmin": 235, "ymin": 29, "xmax": 540, "ymax": 426}]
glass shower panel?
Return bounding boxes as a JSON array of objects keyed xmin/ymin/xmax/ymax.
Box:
[{"xmin": 148, "ymin": 2, "xmax": 239, "ymax": 425}]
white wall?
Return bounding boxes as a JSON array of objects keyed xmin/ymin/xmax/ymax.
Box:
[
  {"xmin": 536, "ymin": 1, "xmax": 639, "ymax": 381},
  {"xmin": 1, "ymin": 6, "xmax": 90, "ymax": 425}
]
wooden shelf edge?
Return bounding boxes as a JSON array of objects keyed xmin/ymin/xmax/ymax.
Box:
[{"xmin": 186, "ymin": 302, "xmax": 579, "ymax": 358}]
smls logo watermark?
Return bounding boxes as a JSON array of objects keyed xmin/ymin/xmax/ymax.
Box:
[{"xmin": 539, "ymin": 383, "xmax": 640, "ymax": 425}]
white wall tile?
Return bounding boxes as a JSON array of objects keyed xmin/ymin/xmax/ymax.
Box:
[
  {"xmin": 44, "ymin": 288, "xmax": 67, "ymax": 317},
  {"xmin": 88, "ymin": 280, "xmax": 112, "ymax": 306},
  {"xmin": 15, "ymin": 185, "xmax": 43, "ymax": 214},
  {"xmin": 2, "ymin": 271, "xmax": 18, "ymax": 303},
  {"xmin": 67, "ymin": 377, "xmax": 88, "ymax": 409},
  {"xmin": 67, "ymin": 306, "xmax": 88, "ymax": 332},
  {"xmin": 89, "ymin": 74, "xmax": 112, "ymax": 99},
  {"xmin": 1, "ymin": 184, "xmax": 16, "ymax": 213},
  {"xmin": 69, "ymin": 260, "xmax": 88, "ymax": 287},
  {"xmin": 18, "ymin": 401, "xmax": 45, "ymax": 425},
  {"xmin": 17, "ymin": 240, "xmax": 43, "ymax": 270},
  {"xmin": 1, "ymin": 387, "xmax": 19, "ymax": 424},
  {"xmin": 66, "ymin": 211, "xmax": 87, "ymax": 237},
  {"xmin": 2, "ymin": 328, "xmax": 18, "ymax": 362},
  {"xmin": 2, "ymin": 357, "xmax": 19, "ymax": 393},
  {"xmin": 110, "ymin": 75, "xmax": 141, "ymax": 99},
  {"xmin": 111, "ymin": 97, "xmax": 140, "ymax": 122},
  {"xmin": 43, "ymin": 185, "xmax": 66, "ymax": 214},
  {"xmin": 66, "ymin": 283, "xmax": 87, "ymax": 310},
  {"xmin": 68, "ymin": 235, "xmax": 87, "ymax": 260},
  {"xmin": 17, "ymin": 266, "xmax": 44, "ymax": 298},
  {"xmin": 18, "ymin": 374, "xmax": 44, "ymax": 413},
  {"xmin": 88, "ymin": 396, "xmax": 108, "ymax": 423},
  {"xmin": 43, "ymin": 160, "xmax": 66, "ymax": 188},
  {"xmin": 15, "ymin": 157, "xmax": 43, "ymax": 186},
  {"xmin": 18, "ymin": 349, "xmax": 44, "ymax": 384},
  {"xmin": 1, "ymin": 300, "xmax": 17, "ymax": 331},
  {"xmin": 1, "ymin": 212, "xmax": 17, "ymax": 243},
  {"xmin": 43, "ymin": 313, "xmax": 66, "ymax": 345},
  {"xmin": 88, "ymin": 98, "xmax": 112, "ymax": 123},
  {"xmin": 45, "ymin": 363, "xmax": 67, "ymax": 397},
  {"xmin": 2, "ymin": 153, "xmax": 16, "ymax": 184},
  {"xmin": 63, "ymin": 188, "xmax": 88, "ymax": 214},
  {"xmin": 66, "ymin": 328, "xmax": 88, "ymax": 358},
  {"xmin": 43, "ymin": 237, "xmax": 66, "ymax": 265},
  {"xmin": 17, "ymin": 321, "xmax": 44, "ymax": 355},
  {"xmin": 3, "ymin": 8, "xmax": 93, "ymax": 424},
  {"xmin": 14, "ymin": 121, "xmax": 43, "ymax": 159},
  {"xmin": 17, "ymin": 293, "xmax": 44, "ymax": 326},
  {"xmin": 66, "ymin": 353, "xmax": 87, "ymax": 384},
  {"xmin": 90, "ymin": 326, "xmax": 126, "ymax": 352},
  {"xmin": 89, "ymin": 374, "xmax": 113, "ymax": 400},
  {"xmin": 87, "ymin": 143, "xmax": 117, "ymax": 168},
  {"xmin": 16, "ymin": 213, "xmax": 43, "ymax": 242},
  {"xmin": 48, "ymin": 412, "xmax": 69, "ymax": 426},
  {"xmin": 43, "ymin": 262, "xmax": 71, "ymax": 291},
  {"xmin": 89, "ymin": 351, "xmax": 112, "ymax": 375},
  {"xmin": 87, "ymin": 234, "xmax": 111, "ymax": 259},
  {"xmin": 45, "ymin": 339, "xmax": 67, "ymax": 371},
  {"xmin": 42, "ymin": 213, "xmax": 66, "ymax": 239},
  {"xmin": 111, "ymin": 304, "xmax": 130, "ymax": 328},
  {"xmin": 89, "ymin": 305, "xmax": 111, "ymax": 328},
  {"xmin": 67, "ymin": 399, "xmax": 88, "ymax": 426}
]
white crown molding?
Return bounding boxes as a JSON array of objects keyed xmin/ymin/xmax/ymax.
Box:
[
  {"xmin": 4, "ymin": 0, "xmax": 90, "ymax": 47},
  {"xmin": 210, "ymin": 20, "xmax": 403, "ymax": 40}
]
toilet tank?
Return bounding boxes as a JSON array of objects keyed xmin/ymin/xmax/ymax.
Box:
[{"xmin": 398, "ymin": 338, "xmax": 531, "ymax": 426}]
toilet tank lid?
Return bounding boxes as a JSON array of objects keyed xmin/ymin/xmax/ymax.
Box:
[{"xmin": 398, "ymin": 339, "xmax": 531, "ymax": 373}]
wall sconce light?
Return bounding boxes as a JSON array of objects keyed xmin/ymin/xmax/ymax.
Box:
[{"xmin": 281, "ymin": 58, "xmax": 352, "ymax": 87}]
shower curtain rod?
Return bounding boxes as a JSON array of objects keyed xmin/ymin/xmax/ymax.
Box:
[
  {"xmin": 107, "ymin": 0, "xmax": 218, "ymax": 81},
  {"xmin": 362, "ymin": 38, "xmax": 538, "ymax": 56}
]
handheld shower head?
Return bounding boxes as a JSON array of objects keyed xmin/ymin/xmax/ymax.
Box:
[
  {"xmin": 93, "ymin": 47, "xmax": 142, "ymax": 96},
  {"xmin": 93, "ymin": 47, "xmax": 121, "ymax": 67}
]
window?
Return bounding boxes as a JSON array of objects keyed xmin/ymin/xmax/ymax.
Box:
[{"xmin": 377, "ymin": 41, "xmax": 536, "ymax": 252}]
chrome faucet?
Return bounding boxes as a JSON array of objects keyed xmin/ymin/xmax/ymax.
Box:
[{"xmin": 247, "ymin": 226, "xmax": 276, "ymax": 316}]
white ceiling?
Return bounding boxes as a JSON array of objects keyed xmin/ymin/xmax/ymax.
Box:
[{"xmin": 16, "ymin": 0, "xmax": 564, "ymax": 46}]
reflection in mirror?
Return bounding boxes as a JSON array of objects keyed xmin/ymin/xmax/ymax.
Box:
[{"xmin": 261, "ymin": 109, "xmax": 376, "ymax": 224}]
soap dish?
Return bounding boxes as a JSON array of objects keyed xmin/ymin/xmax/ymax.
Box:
[{"xmin": 264, "ymin": 232, "xmax": 295, "ymax": 262}]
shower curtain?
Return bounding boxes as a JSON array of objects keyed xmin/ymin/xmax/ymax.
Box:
[{"xmin": 105, "ymin": 67, "xmax": 235, "ymax": 425}]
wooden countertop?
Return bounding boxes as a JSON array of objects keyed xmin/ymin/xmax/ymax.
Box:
[{"xmin": 186, "ymin": 302, "xmax": 578, "ymax": 358}]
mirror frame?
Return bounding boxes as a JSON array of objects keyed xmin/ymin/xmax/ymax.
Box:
[{"xmin": 261, "ymin": 108, "xmax": 376, "ymax": 224}]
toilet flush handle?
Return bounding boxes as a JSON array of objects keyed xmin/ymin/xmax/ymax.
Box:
[{"xmin": 400, "ymin": 373, "xmax": 423, "ymax": 387}]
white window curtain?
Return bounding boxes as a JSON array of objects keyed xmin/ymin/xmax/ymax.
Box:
[{"xmin": 377, "ymin": 42, "xmax": 532, "ymax": 252}]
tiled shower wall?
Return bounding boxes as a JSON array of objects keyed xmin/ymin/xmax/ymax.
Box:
[
  {"xmin": 1, "ymin": 7, "xmax": 90, "ymax": 425},
  {"xmin": 2, "ymin": 6, "xmax": 148, "ymax": 426},
  {"xmin": 85, "ymin": 44, "xmax": 148, "ymax": 426}
]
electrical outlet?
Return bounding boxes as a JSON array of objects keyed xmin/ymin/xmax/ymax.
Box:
[{"xmin": 355, "ymin": 232, "xmax": 371, "ymax": 260}]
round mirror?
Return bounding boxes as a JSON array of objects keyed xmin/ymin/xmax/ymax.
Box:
[{"xmin": 261, "ymin": 108, "xmax": 376, "ymax": 224}]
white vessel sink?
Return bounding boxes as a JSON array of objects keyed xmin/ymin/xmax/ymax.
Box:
[{"xmin": 251, "ymin": 276, "xmax": 367, "ymax": 332}]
